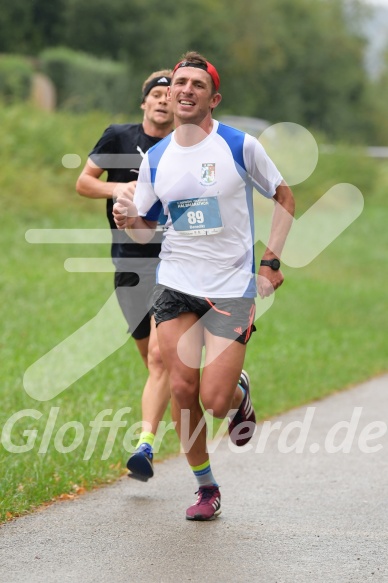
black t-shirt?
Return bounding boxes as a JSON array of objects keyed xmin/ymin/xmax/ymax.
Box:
[{"xmin": 89, "ymin": 123, "xmax": 164, "ymax": 260}]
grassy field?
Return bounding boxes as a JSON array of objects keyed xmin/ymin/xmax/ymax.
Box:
[{"xmin": 0, "ymin": 105, "xmax": 387, "ymax": 522}]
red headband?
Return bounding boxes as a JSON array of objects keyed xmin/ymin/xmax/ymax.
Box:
[{"xmin": 172, "ymin": 60, "xmax": 220, "ymax": 91}]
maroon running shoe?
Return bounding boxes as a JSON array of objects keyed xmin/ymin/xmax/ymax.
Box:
[
  {"xmin": 228, "ymin": 370, "xmax": 256, "ymax": 446},
  {"xmin": 186, "ymin": 485, "xmax": 221, "ymax": 521}
]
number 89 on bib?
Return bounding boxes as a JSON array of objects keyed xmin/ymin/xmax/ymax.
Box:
[{"xmin": 168, "ymin": 196, "xmax": 223, "ymax": 236}]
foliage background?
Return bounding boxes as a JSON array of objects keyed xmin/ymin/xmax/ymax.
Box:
[
  {"xmin": 0, "ymin": 101, "xmax": 387, "ymax": 522},
  {"xmin": 0, "ymin": 0, "xmax": 388, "ymax": 143},
  {"xmin": 0, "ymin": 0, "xmax": 387, "ymax": 521}
]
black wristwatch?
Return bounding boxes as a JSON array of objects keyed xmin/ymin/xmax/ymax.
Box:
[{"xmin": 260, "ymin": 258, "xmax": 281, "ymax": 271}]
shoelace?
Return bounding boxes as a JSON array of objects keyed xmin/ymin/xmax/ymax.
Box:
[
  {"xmin": 196, "ymin": 487, "xmax": 217, "ymax": 504},
  {"xmin": 137, "ymin": 444, "xmax": 153, "ymax": 459}
]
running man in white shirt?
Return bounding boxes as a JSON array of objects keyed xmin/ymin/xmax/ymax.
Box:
[{"xmin": 113, "ymin": 51, "xmax": 295, "ymax": 521}]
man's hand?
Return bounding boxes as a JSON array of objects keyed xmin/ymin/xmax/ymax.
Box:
[
  {"xmin": 112, "ymin": 181, "xmax": 137, "ymax": 201},
  {"xmin": 257, "ymin": 267, "xmax": 284, "ymax": 299},
  {"xmin": 113, "ymin": 196, "xmax": 138, "ymax": 230}
]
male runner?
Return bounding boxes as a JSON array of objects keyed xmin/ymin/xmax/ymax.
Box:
[
  {"xmin": 76, "ymin": 70, "xmax": 174, "ymax": 480},
  {"xmin": 113, "ymin": 52, "xmax": 295, "ymax": 518}
]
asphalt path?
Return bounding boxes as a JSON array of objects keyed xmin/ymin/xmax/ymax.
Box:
[{"xmin": 1, "ymin": 374, "xmax": 388, "ymax": 583}]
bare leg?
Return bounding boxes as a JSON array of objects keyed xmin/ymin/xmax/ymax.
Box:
[
  {"xmin": 157, "ymin": 315, "xmax": 246, "ymax": 469},
  {"xmin": 140, "ymin": 317, "xmax": 170, "ymax": 434},
  {"xmin": 134, "ymin": 336, "xmax": 149, "ymax": 368},
  {"xmin": 157, "ymin": 313, "xmax": 206, "ymax": 467},
  {"xmin": 126, "ymin": 317, "xmax": 171, "ymax": 480},
  {"xmin": 201, "ymin": 330, "xmax": 246, "ymax": 417}
]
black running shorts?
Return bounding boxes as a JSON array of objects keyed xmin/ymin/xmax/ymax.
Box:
[
  {"xmin": 153, "ymin": 285, "xmax": 256, "ymax": 345},
  {"xmin": 114, "ymin": 270, "xmax": 156, "ymax": 340}
]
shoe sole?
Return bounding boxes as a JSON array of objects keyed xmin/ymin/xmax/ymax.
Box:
[
  {"xmin": 127, "ymin": 452, "xmax": 154, "ymax": 482},
  {"xmin": 186, "ymin": 509, "xmax": 222, "ymax": 521},
  {"xmin": 127, "ymin": 472, "xmax": 151, "ymax": 483}
]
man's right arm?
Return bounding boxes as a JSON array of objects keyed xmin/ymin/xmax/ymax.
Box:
[
  {"xmin": 113, "ymin": 197, "xmax": 157, "ymax": 244},
  {"xmin": 76, "ymin": 158, "xmax": 115, "ymax": 199},
  {"xmin": 75, "ymin": 158, "xmax": 137, "ymax": 200},
  {"xmin": 113, "ymin": 152, "xmax": 159, "ymax": 243}
]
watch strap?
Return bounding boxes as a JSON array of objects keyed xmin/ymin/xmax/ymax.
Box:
[{"xmin": 260, "ymin": 258, "xmax": 281, "ymax": 270}]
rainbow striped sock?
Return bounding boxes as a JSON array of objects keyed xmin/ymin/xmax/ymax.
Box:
[{"xmin": 191, "ymin": 459, "xmax": 218, "ymax": 488}]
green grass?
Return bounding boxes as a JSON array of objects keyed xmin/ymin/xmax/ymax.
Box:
[{"xmin": 0, "ymin": 105, "xmax": 387, "ymax": 522}]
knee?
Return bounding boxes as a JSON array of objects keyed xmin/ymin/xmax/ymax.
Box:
[
  {"xmin": 147, "ymin": 342, "xmax": 164, "ymax": 372},
  {"xmin": 170, "ymin": 376, "xmax": 199, "ymax": 410},
  {"xmin": 201, "ymin": 393, "xmax": 230, "ymax": 419}
]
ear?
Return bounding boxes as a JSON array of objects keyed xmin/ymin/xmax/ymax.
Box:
[
  {"xmin": 140, "ymin": 101, "xmax": 146, "ymax": 111},
  {"xmin": 167, "ymin": 86, "xmax": 172, "ymax": 102},
  {"xmin": 210, "ymin": 92, "xmax": 222, "ymax": 110}
]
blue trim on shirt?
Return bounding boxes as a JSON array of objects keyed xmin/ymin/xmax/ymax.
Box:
[
  {"xmin": 217, "ymin": 123, "xmax": 257, "ymax": 298},
  {"xmin": 147, "ymin": 134, "xmax": 172, "ymax": 186},
  {"xmin": 216, "ymin": 122, "xmax": 247, "ymax": 176},
  {"xmin": 155, "ymin": 261, "xmax": 161, "ymax": 284},
  {"xmin": 244, "ymin": 181, "xmax": 257, "ymax": 298},
  {"xmin": 145, "ymin": 199, "xmax": 163, "ymax": 221}
]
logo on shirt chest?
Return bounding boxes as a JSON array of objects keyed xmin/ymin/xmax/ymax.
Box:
[{"xmin": 200, "ymin": 163, "xmax": 216, "ymax": 186}]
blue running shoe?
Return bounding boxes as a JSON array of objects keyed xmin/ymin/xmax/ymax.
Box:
[{"xmin": 127, "ymin": 443, "xmax": 154, "ymax": 482}]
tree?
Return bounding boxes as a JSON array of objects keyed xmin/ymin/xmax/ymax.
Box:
[
  {"xmin": 0, "ymin": 0, "xmax": 65, "ymax": 54},
  {"xmin": 0, "ymin": 0, "xmax": 382, "ymax": 142},
  {"xmin": 215, "ymin": 0, "xmax": 372, "ymax": 140}
]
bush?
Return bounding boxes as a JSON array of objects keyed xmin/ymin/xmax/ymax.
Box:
[
  {"xmin": 39, "ymin": 47, "xmax": 133, "ymax": 115},
  {"xmin": 0, "ymin": 55, "xmax": 34, "ymax": 103}
]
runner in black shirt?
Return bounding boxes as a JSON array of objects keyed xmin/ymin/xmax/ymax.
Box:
[{"xmin": 76, "ymin": 70, "xmax": 174, "ymax": 481}]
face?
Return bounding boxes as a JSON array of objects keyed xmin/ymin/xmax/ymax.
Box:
[
  {"xmin": 141, "ymin": 86, "xmax": 174, "ymax": 127},
  {"xmin": 168, "ymin": 67, "xmax": 221, "ymax": 125}
]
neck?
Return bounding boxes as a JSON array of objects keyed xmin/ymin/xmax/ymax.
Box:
[
  {"xmin": 142, "ymin": 118, "xmax": 173, "ymax": 139},
  {"xmin": 174, "ymin": 116, "xmax": 214, "ymax": 147}
]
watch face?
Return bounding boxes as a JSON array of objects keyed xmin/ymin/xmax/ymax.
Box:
[{"xmin": 271, "ymin": 259, "xmax": 281, "ymax": 270}]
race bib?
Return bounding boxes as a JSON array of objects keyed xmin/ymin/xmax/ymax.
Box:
[{"xmin": 168, "ymin": 196, "xmax": 223, "ymax": 236}]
